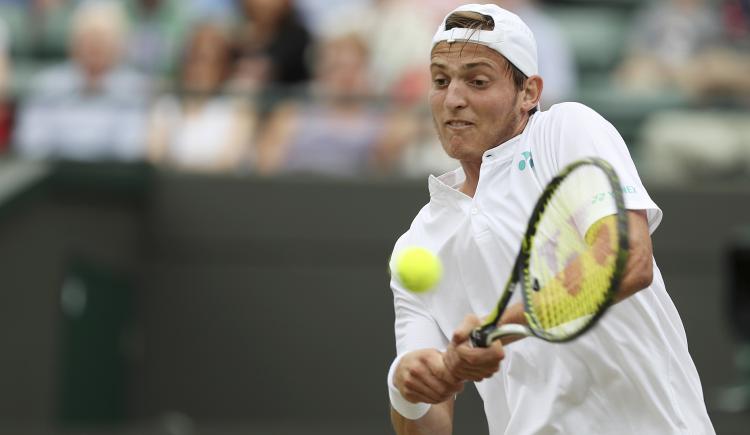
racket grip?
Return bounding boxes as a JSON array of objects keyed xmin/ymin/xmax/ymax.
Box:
[
  {"xmin": 470, "ymin": 324, "xmax": 496, "ymax": 348},
  {"xmin": 471, "ymin": 324, "xmax": 533, "ymax": 347}
]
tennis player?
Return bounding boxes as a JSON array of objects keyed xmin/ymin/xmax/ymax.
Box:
[{"xmin": 388, "ymin": 4, "xmax": 715, "ymax": 434}]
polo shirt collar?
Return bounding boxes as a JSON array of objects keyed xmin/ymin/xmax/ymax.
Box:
[{"xmin": 428, "ymin": 134, "xmax": 522, "ymax": 202}]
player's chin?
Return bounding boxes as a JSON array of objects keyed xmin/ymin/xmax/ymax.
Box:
[
  {"xmin": 440, "ymin": 134, "xmax": 469, "ymax": 154},
  {"xmin": 441, "ymin": 141, "xmax": 482, "ymax": 162}
]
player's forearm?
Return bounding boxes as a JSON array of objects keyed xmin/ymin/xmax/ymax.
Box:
[
  {"xmin": 391, "ymin": 401, "xmax": 453, "ymax": 435},
  {"xmin": 614, "ymin": 210, "xmax": 653, "ymax": 302}
]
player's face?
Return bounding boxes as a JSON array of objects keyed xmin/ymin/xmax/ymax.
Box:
[{"xmin": 429, "ymin": 42, "xmax": 526, "ymax": 164}]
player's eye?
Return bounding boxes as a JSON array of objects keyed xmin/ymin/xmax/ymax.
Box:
[
  {"xmin": 469, "ymin": 79, "xmax": 489, "ymax": 88},
  {"xmin": 432, "ymin": 77, "xmax": 449, "ymax": 88}
]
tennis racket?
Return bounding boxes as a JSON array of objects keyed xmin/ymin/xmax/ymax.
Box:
[{"xmin": 470, "ymin": 157, "xmax": 629, "ymax": 347}]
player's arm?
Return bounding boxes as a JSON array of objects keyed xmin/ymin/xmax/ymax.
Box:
[
  {"xmin": 498, "ymin": 210, "xmax": 653, "ymax": 331},
  {"xmin": 391, "ymin": 399, "xmax": 454, "ymax": 435},
  {"xmin": 389, "ymin": 274, "xmax": 463, "ymax": 433},
  {"xmin": 612, "ymin": 209, "xmax": 653, "ymax": 301}
]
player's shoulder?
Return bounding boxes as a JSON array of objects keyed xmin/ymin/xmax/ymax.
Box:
[
  {"xmin": 530, "ymin": 102, "xmax": 615, "ymax": 140},
  {"xmin": 544, "ymin": 102, "xmax": 607, "ymax": 123}
]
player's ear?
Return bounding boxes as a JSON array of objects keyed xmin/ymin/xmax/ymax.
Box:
[{"xmin": 521, "ymin": 75, "xmax": 543, "ymax": 112}]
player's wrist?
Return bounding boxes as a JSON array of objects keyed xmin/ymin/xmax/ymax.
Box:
[{"xmin": 388, "ymin": 353, "xmax": 431, "ymax": 420}]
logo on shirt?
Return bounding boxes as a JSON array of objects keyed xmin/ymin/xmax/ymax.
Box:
[
  {"xmin": 518, "ymin": 151, "xmax": 534, "ymax": 171},
  {"xmin": 591, "ymin": 185, "xmax": 638, "ymax": 204}
]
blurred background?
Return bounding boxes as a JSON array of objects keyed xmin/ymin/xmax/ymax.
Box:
[{"xmin": 0, "ymin": 0, "xmax": 749, "ymax": 433}]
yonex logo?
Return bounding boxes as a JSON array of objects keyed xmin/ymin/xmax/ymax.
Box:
[
  {"xmin": 591, "ymin": 186, "xmax": 638, "ymax": 204},
  {"xmin": 519, "ymin": 151, "xmax": 534, "ymax": 171}
]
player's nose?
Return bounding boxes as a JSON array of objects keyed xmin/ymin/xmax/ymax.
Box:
[{"xmin": 444, "ymin": 81, "xmax": 468, "ymax": 111}]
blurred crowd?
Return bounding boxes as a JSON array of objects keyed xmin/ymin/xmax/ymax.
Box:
[{"xmin": 0, "ymin": 0, "xmax": 747, "ymax": 181}]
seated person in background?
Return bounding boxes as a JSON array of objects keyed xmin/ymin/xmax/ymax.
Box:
[
  {"xmin": 25, "ymin": 0, "xmax": 75, "ymax": 60},
  {"xmin": 147, "ymin": 21, "xmax": 255, "ymax": 173},
  {"xmin": 615, "ymin": 0, "xmax": 719, "ymax": 94},
  {"xmin": 619, "ymin": 0, "xmax": 750, "ymax": 185},
  {"xmin": 615, "ymin": 0, "xmax": 750, "ymax": 97},
  {"xmin": 344, "ymin": 0, "xmax": 435, "ymax": 104},
  {"xmin": 124, "ymin": 0, "xmax": 190, "ymax": 79},
  {"xmin": 255, "ymin": 31, "xmax": 413, "ymax": 177},
  {"xmin": 231, "ymin": 0, "xmax": 312, "ymax": 93},
  {"xmin": 14, "ymin": 0, "xmax": 151, "ymax": 162}
]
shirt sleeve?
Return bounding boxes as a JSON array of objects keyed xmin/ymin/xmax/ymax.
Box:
[
  {"xmin": 392, "ymin": 277, "xmax": 448, "ymax": 356},
  {"xmin": 542, "ymin": 102, "xmax": 663, "ymax": 234},
  {"xmin": 388, "ymin": 269, "xmax": 448, "ymax": 420}
]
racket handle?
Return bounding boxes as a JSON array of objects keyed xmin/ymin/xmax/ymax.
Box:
[{"xmin": 470, "ymin": 324, "xmax": 533, "ymax": 347}]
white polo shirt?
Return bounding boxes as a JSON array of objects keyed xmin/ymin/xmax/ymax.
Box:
[{"xmin": 389, "ymin": 103, "xmax": 714, "ymax": 434}]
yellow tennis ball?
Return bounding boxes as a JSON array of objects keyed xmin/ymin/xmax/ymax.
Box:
[{"xmin": 394, "ymin": 247, "xmax": 442, "ymax": 293}]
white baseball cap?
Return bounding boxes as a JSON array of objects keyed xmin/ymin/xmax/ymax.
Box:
[{"xmin": 431, "ymin": 3, "xmax": 538, "ymax": 77}]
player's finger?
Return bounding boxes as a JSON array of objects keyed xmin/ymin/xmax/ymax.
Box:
[
  {"xmin": 461, "ymin": 339, "xmax": 505, "ymax": 365},
  {"xmin": 401, "ymin": 384, "xmax": 441, "ymax": 404},
  {"xmin": 424, "ymin": 352, "xmax": 464, "ymax": 391},
  {"xmin": 451, "ymin": 342, "xmax": 504, "ymax": 380},
  {"xmin": 444, "ymin": 342, "xmax": 475, "ymax": 380},
  {"xmin": 452, "ymin": 314, "xmax": 482, "ymax": 345},
  {"xmin": 403, "ymin": 355, "xmax": 462, "ymax": 403}
]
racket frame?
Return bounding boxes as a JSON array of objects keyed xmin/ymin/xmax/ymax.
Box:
[{"xmin": 470, "ymin": 157, "xmax": 630, "ymax": 347}]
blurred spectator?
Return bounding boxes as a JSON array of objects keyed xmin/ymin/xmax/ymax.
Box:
[
  {"xmin": 723, "ymin": 0, "xmax": 750, "ymax": 48},
  {"xmin": 0, "ymin": 17, "xmax": 14, "ymax": 153},
  {"xmin": 255, "ymin": 32, "xmax": 412, "ymax": 176},
  {"xmin": 409, "ymin": 0, "xmax": 467, "ymax": 27},
  {"xmin": 614, "ymin": 0, "xmax": 750, "ymax": 97},
  {"xmin": 294, "ymin": 0, "xmax": 373, "ymax": 37},
  {"xmin": 231, "ymin": 0, "xmax": 312, "ymax": 92},
  {"xmin": 124, "ymin": 0, "xmax": 189, "ymax": 78},
  {"xmin": 147, "ymin": 21, "xmax": 255, "ymax": 173},
  {"xmin": 14, "ymin": 0, "xmax": 151, "ymax": 162},
  {"xmin": 499, "ymin": 0, "xmax": 577, "ymax": 106},
  {"xmin": 618, "ymin": 0, "xmax": 750, "ymax": 185},
  {"xmin": 26, "ymin": 0, "xmax": 76, "ymax": 60},
  {"xmin": 186, "ymin": 0, "xmax": 236, "ymax": 22},
  {"xmin": 315, "ymin": 0, "xmax": 441, "ymax": 104}
]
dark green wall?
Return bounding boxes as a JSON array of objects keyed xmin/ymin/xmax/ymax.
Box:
[{"xmin": 1, "ymin": 162, "xmax": 749, "ymax": 434}]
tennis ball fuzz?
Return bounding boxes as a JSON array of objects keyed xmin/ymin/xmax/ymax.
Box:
[{"xmin": 394, "ymin": 247, "xmax": 442, "ymax": 293}]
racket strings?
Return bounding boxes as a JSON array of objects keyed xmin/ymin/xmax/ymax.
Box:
[{"xmin": 525, "ymin": 167, "xmax": 620, "ymax": 338}]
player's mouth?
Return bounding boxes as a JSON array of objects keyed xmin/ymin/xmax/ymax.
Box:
[{"xmin": 445, "ymin": 119, "xmax": 474, "ymax": 129}]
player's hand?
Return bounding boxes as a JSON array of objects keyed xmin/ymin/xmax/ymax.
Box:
[
  {"xmin": 444, "ymin": 314, "xmax": 505, "ymax": 382},
  {"xmin": 394, "ymin": 349, "xmax": 464, "ymax": 404}
]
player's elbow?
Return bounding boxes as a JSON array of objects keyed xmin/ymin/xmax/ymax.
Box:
[
  {"xmin": 631, "ymin": 253, "xmax": 653, "ymax": 292},
  {"xmin": 618, "ymin": 243, "xmax": 653, "ymax": 301},
  {"xmin": 619, "ymin": 210, "xmax": 654, "ymax": 299}
]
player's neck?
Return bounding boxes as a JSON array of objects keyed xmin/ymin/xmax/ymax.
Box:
[{"xmin": 459, "ymin": 161, "xmax": 481, "ymax": 197}]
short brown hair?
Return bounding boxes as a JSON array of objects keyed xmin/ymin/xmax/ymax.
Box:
[{"xmin": 443, "ymin": 11, "xmax": 537, "ymax": 115}]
